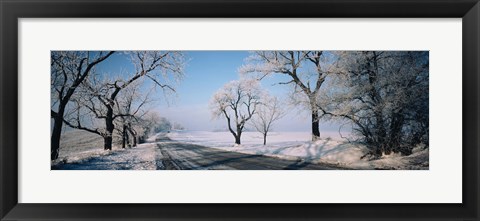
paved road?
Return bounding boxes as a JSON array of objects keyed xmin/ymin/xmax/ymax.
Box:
[{"xmin": 155, "ymin": 137, "xmax": 337, "ymax": 170}]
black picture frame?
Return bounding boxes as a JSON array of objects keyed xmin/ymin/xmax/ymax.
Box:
[{"xmin": 1, "ymin": 0, "xmax": 479, "ymax": 220}]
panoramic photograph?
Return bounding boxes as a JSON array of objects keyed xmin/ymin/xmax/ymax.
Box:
[{"xmin": 51, "ymin": 51, "xmax": 429, "ymax": 170}]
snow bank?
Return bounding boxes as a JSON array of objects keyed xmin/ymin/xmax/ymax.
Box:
[
  {"xmin": 52, "ymin": 143, "xmax": 158, "ymax": 170},
  {"xmin": 366, "ymin": 147, "xmax": 429, "ymax": 170},
  {"xmin": 167, "ymin": 130, "xmax": 428, "ymax": 170}
]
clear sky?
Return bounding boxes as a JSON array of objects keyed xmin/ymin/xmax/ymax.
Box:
[{"xmin": 96, "ymin": 51, "xmax": 343, "ymax": 133}]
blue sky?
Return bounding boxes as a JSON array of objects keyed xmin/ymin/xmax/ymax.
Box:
[
  {"xmin": 95, "ymin": 51, "xmax": 342, "ymax": 132},
  {"xmin": 179, "ymin": 51, "xmax": 250, "ymax": 105}
]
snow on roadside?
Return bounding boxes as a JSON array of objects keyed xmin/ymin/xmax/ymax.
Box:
[
  {"xmin": 365, "ymin": 146, "xmax": 429, "ymax": 170},
  {"xmin": 52, "ymin": 143, "xmax": 158, "ymax": 170},
  {"xmin": 167, "ymin": 130, "xmax": 428, "ymax": 170}
]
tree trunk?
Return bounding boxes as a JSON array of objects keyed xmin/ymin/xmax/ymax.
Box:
[
  {"xmin": 126, "ymin": 130, "xmax": 130, "ymax": 148},
  {"xmin": 51, "ymin": 117, "xmax": 63, "ymax": 160},
  {"xmin": 122, "ymin": 124, "xmax": 130, "ymax": 149},
  {"xmin": 263, "ymin": 133, "xmax": 267, "ymax": 145},
  {"xmin": 235, "ymin": 135, "xmax": 241, "ymax": 145},
  {"xmin": 311, "ymin": 109, "xmax": 320, "ymax": 141},
  {"xmin": 122, "ymin": 124, "xmax": 127, "ymax": 148},
  {"xmin": 104, "ymin": 136, "xmax": 113, "ymax": 151},
  {"xmin": 235, "ymin": 126, "xmax": 242, "ymax": 145},
  {"xmin": 51, "ymin": 107, "xmax": 65, "ymax": 160},
  {"xmin": 104, "ymin": 107, "xmax": 114, "ymax": 150},
  {"xmin": 375, "ymin": 108, "xmax": 387, "ymax": 154},
  {"xmin": 389, "ymin": 112, "xmax": 405, "ymax": 154},
  {"xmin": 127, "ymin": 123, "xmax": 136, "ymax": 147}
]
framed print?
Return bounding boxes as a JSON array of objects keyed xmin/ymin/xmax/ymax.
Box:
[{"xmin": 1, "ymin": 0, "xmax": 479, "ymax": 220}]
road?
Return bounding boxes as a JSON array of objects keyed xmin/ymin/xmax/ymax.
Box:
[
  {"xmin": 52, "ymin": 135, "xmax": 339, "ymax": 170},
  {"xmin": 155, "ymin": 136, "xmax": 337, "ymax": 170}
]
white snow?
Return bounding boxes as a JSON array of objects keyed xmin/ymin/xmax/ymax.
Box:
[
  {"xmin": 167, "ymin": 130, "xmax": 428, "ymax": 170},
  {"xmin": 52, "ymin": 143, "xmax": 158, "ymax": 170}
]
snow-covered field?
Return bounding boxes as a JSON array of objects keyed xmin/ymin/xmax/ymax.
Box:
[
  {"xmin": 56, "ymin": 130, "xmax": 121, "ymax": 158},
  {"xmin": 167, "ymin": 130, "xmax": 429, "ymax": 170}
]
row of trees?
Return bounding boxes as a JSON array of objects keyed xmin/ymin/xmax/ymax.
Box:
[
  {"xmin": 212, "ymin": 51, "xmax": 428, "ymax": 157},
  {"xmin": 51, "ymin": 51, "xmax": 186, "ymax": 160}
]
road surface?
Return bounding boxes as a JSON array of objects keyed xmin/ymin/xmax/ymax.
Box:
[{"xmin": 156, "ymin": 139, "xmax": 336, "ymax": 170}]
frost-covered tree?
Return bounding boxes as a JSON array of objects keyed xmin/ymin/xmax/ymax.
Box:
[
  {"xmin": 172, "ymin": 122, "xmax": 185, "ymax": 130},
  {"xmin": 114, "ymin": 80, "xmax": 152, "ymax": 148},
  {"xmin": 154, "ymin": 117, "xmax": 173, "ymax": 133},
  {"xmin": 251, "ymin": 96, "xmax": 284, "ymax": 145},
  {"xmin": 240, "ymin": 51, "xmax": 340, "ymax": 141},
  {"xmin": 328, "ymin": 51, "xmax": 429, "ymax": 156},
  {"xmin": 210, "ymin": 79, "xmax": 263, "ymax": 145},
  {"xmin": 64, "ymin": 51, "xmax": 186, "ymax": 150},
  {"xmin": 136, "ymin": 111, "xmax": 162, "ymax": 143},
  {"xmin": 50, "ymin": 51, "xmax": 114, "ymax": 160}
]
